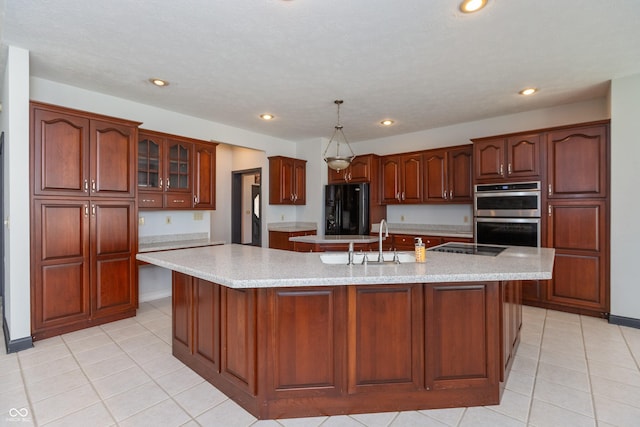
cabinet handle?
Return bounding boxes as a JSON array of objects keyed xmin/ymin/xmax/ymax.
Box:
[
  {"xmin": 449, "ymin": 190, "xmax": 453, "ymax": 199},
  {"xmin": 401, "ymin": 192, "xmax": 405, "ymax": 201},
  {"xmin": 84, "ymin": 179, "xmax": 89, "ymax": 192},
  {"xmin": 166, "ymin": 179, "xmax": 170, "ymax": 190},
  {"xmin": 173, "ymin": 199, "xmax": 185, "ymax": 203},
  {"xmin": 142, "ymin": 198, "xmax": 156, "ymax": 203},
  {"xmin": 443, "ymin": 191, "xmax": 447, "ymax": 200},
  {"xmin": 84, "ymin": 205, "xmax": 89, "ymax": 216},
  {"xmin": 194, "ymin": 195, "xmax": 199, "ymax": 204},
  {"xmin": 91, "ymin": 204, "xmax": 96, "ymax": 216},
  {"xmin": 508, "ymin": 163, "xmax": 512, "ymax": 175},
  {"xmin": 159, "ymin": 178, "xmax": 163, "ymax": 189},
  {"xmin": 91, "ymin": 179, "xmax": 96, "ymax": 192},
  {"xmin": 548, "ymin": 184, "xmax": 552, "ymax": 196},
  {"xmin": 499, "ymin": 164, "xmax": 504, "ymax": 176},
  {"xmin": 548, "ymin": 205, "xmax": 552, "ymax": 217}
]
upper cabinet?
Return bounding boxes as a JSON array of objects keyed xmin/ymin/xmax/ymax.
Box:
[
  {"xmin": 381, "ymin": 153, "xmax": 423, "ymax": 204},
  {"xmin": 472, "ymin": 134, "xmax": 541, "ymax": 183},
  {"xmin": 423, "ymin": 145, "xmax": 472, "ymax": 203},
  {"xmin": 547, "ymin": 124, "xmax": 608, "ymax": 199},
  {"xmin": 327, "ymin": 154, "xmax": 377, "ymax": 184},
  {"xmin": 138, "ymin": 130, "xmax": 217, "ymax": 210},
  {"xmin": 269, "ymin": 156, "xmax": 306, "ymax": 205},
  {"xmin": 31, "ymin": 103, "xmax": 138, "ymax": 198}
]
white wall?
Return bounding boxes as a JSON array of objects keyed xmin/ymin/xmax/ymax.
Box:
[
  {"xmin": 2, "ymin": 46, "xmax": 31, "ymax": 342},
  {"xmin": 610, "ymin": 74, "xmax": 640, "ymax": 320}
]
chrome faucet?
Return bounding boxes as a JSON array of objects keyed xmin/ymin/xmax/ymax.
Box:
[{"xmin": 378, "ymin": 219, "xmax": 389, "ymax": 262}]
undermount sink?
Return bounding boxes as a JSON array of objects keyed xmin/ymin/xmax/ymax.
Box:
[{"xmin": 320, "ymin": 251, "xmax": 416, "ymax": 265}]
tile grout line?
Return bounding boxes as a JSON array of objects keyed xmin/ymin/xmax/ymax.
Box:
[
  {"xmin": 524, "ymin": 308, "xmax": 546, "ymax": 427},
  {"xmin": 579, "ymin": 314, "xmax": 599, "ymax": 426}
]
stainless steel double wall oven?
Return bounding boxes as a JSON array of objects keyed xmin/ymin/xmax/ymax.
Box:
[{"xmin": 474, "ymin": 181, "xmax": 541, "ymax": 247}]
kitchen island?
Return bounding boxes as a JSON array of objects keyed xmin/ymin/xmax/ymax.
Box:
[{"xmin": 136, "ymin": 244, "xmax": 554, "ymax": 419}]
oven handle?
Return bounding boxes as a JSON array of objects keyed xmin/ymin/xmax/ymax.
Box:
[
  {"xmin": 475, "ymin": 217, "xmax": 540, "ymax": 224},
  {"xmin": 474, "ymin": 190, "xmax": 540, "ymax": 198}
]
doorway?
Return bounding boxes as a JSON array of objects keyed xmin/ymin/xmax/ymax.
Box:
[{"xmin": 231, "ymin": 168, "xmax": 262, "ymax": 246}]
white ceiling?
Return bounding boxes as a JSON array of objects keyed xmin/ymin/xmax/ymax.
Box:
[{"xmin": 2, "ymin": 0, "xmax": 640, "ymax": 142}]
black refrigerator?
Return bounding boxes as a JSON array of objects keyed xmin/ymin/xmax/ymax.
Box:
[{"xmin": 325, "ymin": 183, "xmax": 370, "ymax": 235}]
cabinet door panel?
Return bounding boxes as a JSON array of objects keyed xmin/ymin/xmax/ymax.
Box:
[
  {"xmin": 138, "ymin": 134, "xmax": 163, "ymax": 191},
  {"xmin": 349, "ymin": 285, "xmax": 420, "ymax": 391},
  {"xmin": 194, "ymin": 279, "xmax": 220, "ymax": 369},
  {"xmin": 166, "ymin": 139, "xmax": 193, "ymax": 193},
  {"xmin": 293, "ymin": 160, "xmax": 306, "ymax": 204},
  {"xmin": 381, "ymin": 156, "xmax": 401, "ymax": 204},
  {"xmin": 32, "ymin": 200, "xmax": 90, "ymax": 330},
  {"xmin": 548, "ymin": 202, "xmax": 603, "ymax": 252},
  {"xmin": 91, "ymin": 120, "xmax": 136, "ymax": 197},
  {"xmin": 424, "ymin": 150, "xmax": 446, "ymax": 201},
  {"xmin": 507, "ymin": 135, "xmax": 540, "ymax": 178},
  {"xmin": 194, "ymin": 144, "xmax": 217, "ymax": 209},
  {"xmin": 547, "ymin": 125, "xmax": 607, "ymax": 198},
  {"xmin": 221, "ymin": 288, "xmax": 256, "ymax": 393},
  {"xmin": 402, "ymin": 155, "xmax": 422, "ymax": 203},
  {"xmin": 173, "ymin": 272, "xmax": 192, "ymax": 349},
  {"xmin": 272, "ymin": 288, "xmax": 338, "ymax": 390},
  {"xmin": 32, "ymin": 108, "xmax": 90, "ymax": 196},
  {"xmin": 91, "ymin": 200, "xmax": 136, "ymax": 317},
  {"xmin": 474, "ymin": 139, "xmax": 504, "ymax": 180},
  {"xmin": 549, "ymin": 253, "xmax": 603, "ymax": 307},
  {"xmin": 448, "ymin": 147, "xmax": 473, "ymax": 202}
]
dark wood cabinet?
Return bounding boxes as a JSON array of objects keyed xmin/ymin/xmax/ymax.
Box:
[
  {"xmin": 30, "ymin": 102, "xmax": 139, "ymax": 340},
  {"xmin": 172, "ymin": 273, "xmax": 513, "ymax": 419},
  {"xmin": 545, "ymin": 199, "xmax": 608, "ymax": 315},
  {"xmin": 32, "ymin": 103, "xmax": 136, "ymax": 198},
  {"xmin": 473, "ymin": 134, "xmax": 541, "ymax": 183},
  {"xmin": 268, "ymin": 229, "xmax": 317, "ymax": 251},
  {"xmin": 393, "ymin": 234, "xmax": 443, "ymax": 250},
  {"xmin": 193, "ymin": 142, "xmax": 217, "ymax": 209},
  {"xmin": 381, "ymin": 153, "xmax": 423, "ymax": 204},
  {"xmin": 424, "ymin": 145, "xmax": 472, "ymax": 203},
  {"xmin": 547, "ymin": 124, "xmax": 608, "ymax": 199},
  {"xmin": 268, "ymin": 156, "xmax": 306, "ymax": 205},
  {"xmin": 327, "ymin": 154, "xmax": 376, "ymax": 184}
]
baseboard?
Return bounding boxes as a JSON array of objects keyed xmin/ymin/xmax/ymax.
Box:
[
  {"xmin": 609, "ymin": 314, "xmax": 640, "ymax": 329},
  {"xmin": 139, "ymin": 289, "xmax": 172, "ymax": 303},
  {"xmin": 3, "ymin": 316, "xmax": 33, "ymax": 354}
]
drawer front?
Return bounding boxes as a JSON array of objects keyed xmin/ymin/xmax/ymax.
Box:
[
  {"xmin": 139, "ymin": 192, "xmax": 163, "ymax": 208},
  {"xmin": 165, "ymin": 193, "xmax": 193, "ymax": 209}
]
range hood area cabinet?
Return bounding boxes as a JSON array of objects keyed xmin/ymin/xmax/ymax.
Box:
[
  {"xmin": 138, "ymin": 130, "xmax": 217, "ymax": 210},
  {"xmin": 30, "ymin": 102, "xmax": 140, "ymax": 340},
  {"xmin": 268, "ymin": 156, "xmax": 306, "ymax": 205}
]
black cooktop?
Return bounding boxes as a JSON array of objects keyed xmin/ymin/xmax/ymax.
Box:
[{"xmin": 428, "ymin": 242, "xmax": 507, "ymax": 256}]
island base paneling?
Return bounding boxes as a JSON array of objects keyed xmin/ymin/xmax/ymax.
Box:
[{"xmin": 171, "ymin": 272, "xmax": 519, "ymax": 419}]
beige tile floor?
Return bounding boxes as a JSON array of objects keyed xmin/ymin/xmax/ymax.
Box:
[{"xmin": 2, "ymin": 297, "xmax": 640, "ymax": 426}]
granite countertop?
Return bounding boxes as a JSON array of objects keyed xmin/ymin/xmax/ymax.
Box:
[
  {"xmin": 136, "ymin": 244, "xmax": 555, "ymax": 289},
  {"xmin": 371, "ymin": 223, "xmax": 473, "ymax": 239},
  {"xmin": 267, "ymin": 222, "xmax": 317, "ymax": 233},
  {"xmin": 289, "ymin": 235, "xmax": 379, "ymax": 244},
  {"xmin": 138, "ymin": 233, "xmax": 225, "ymax": 253}
]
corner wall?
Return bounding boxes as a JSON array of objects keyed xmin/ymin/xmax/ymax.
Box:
[{"xmin": 610, "ymin": 74, "xmax": 640, "ymax": 321}]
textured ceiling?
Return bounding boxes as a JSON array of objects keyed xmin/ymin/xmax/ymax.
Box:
[{"xmin": 2, "ymin": 0, "xmax": 640, "ymax": 142}]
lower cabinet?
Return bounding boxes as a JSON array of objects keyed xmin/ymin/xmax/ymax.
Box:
[
  {"xmin": 171, "ymin": 272, "xmax": 517, "ymax": 419},
  {"xmin": 268, "ymin": 230, "xmax": 316, "ymax": 251},
  {"xmin": 31, "ymin": 198, "xmax": 137, "ymax": 340}
]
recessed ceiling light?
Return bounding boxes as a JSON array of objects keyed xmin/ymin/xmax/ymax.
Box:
[
  {"xmin": 149, "ymin": 78, "xmax": 169, "ymax": 87},
  {"xmin": 380, "ymin": 120, "xmax": 395, "ymax": 126},
  {"xmin": 260, "ymin": 113, "xmax": 274, "ymax": 120},
  {"xmin": 460, "ymin": 0, "xmax": 487, "ymax": 13},
  {"xmin": 519, "ymin": 87, "xmax": 538, "ymax": 96}
]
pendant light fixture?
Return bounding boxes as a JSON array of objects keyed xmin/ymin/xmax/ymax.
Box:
[{"xmin": 323, "ymin": 100, "xmax": 356, "ymax": 171}]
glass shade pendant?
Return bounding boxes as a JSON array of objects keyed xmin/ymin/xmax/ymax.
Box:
[{"xmin": 323, "ymin": 100, "xmax": 355, "ymax": 171}]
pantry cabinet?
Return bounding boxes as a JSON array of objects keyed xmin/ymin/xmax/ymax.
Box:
[
  {"xmin": 30, "ymin": 102, "xmax": 140, "ymax": 340},
  {"xmin": 381, "ymin": 153, "xmax": 422, "ymax": 204},
  {"xmin": 32, "ymin": 106, "xmax": 136, "ymax": 198},
  {"xmin": 268, "ymin": 156, "xmax": 306, "ymax": 205},
  {"xmin": 546, "ymin": 124, "xmax": 607, "ymax": 199},
  {"xmin": 193, "ymin": 142, "xmax": 218, "ymax": 209},
  {"xmin": 423, "ymin": 145, "xmax": 472, "ymax": 203},
  {"xmin": 472, "ymin": 134, "xmax": 542, "ymax": 183}
]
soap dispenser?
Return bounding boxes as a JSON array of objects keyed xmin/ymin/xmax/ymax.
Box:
[{"xmin": 414, "ymin": 237, "xmax": 426, "ymax": 263}]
